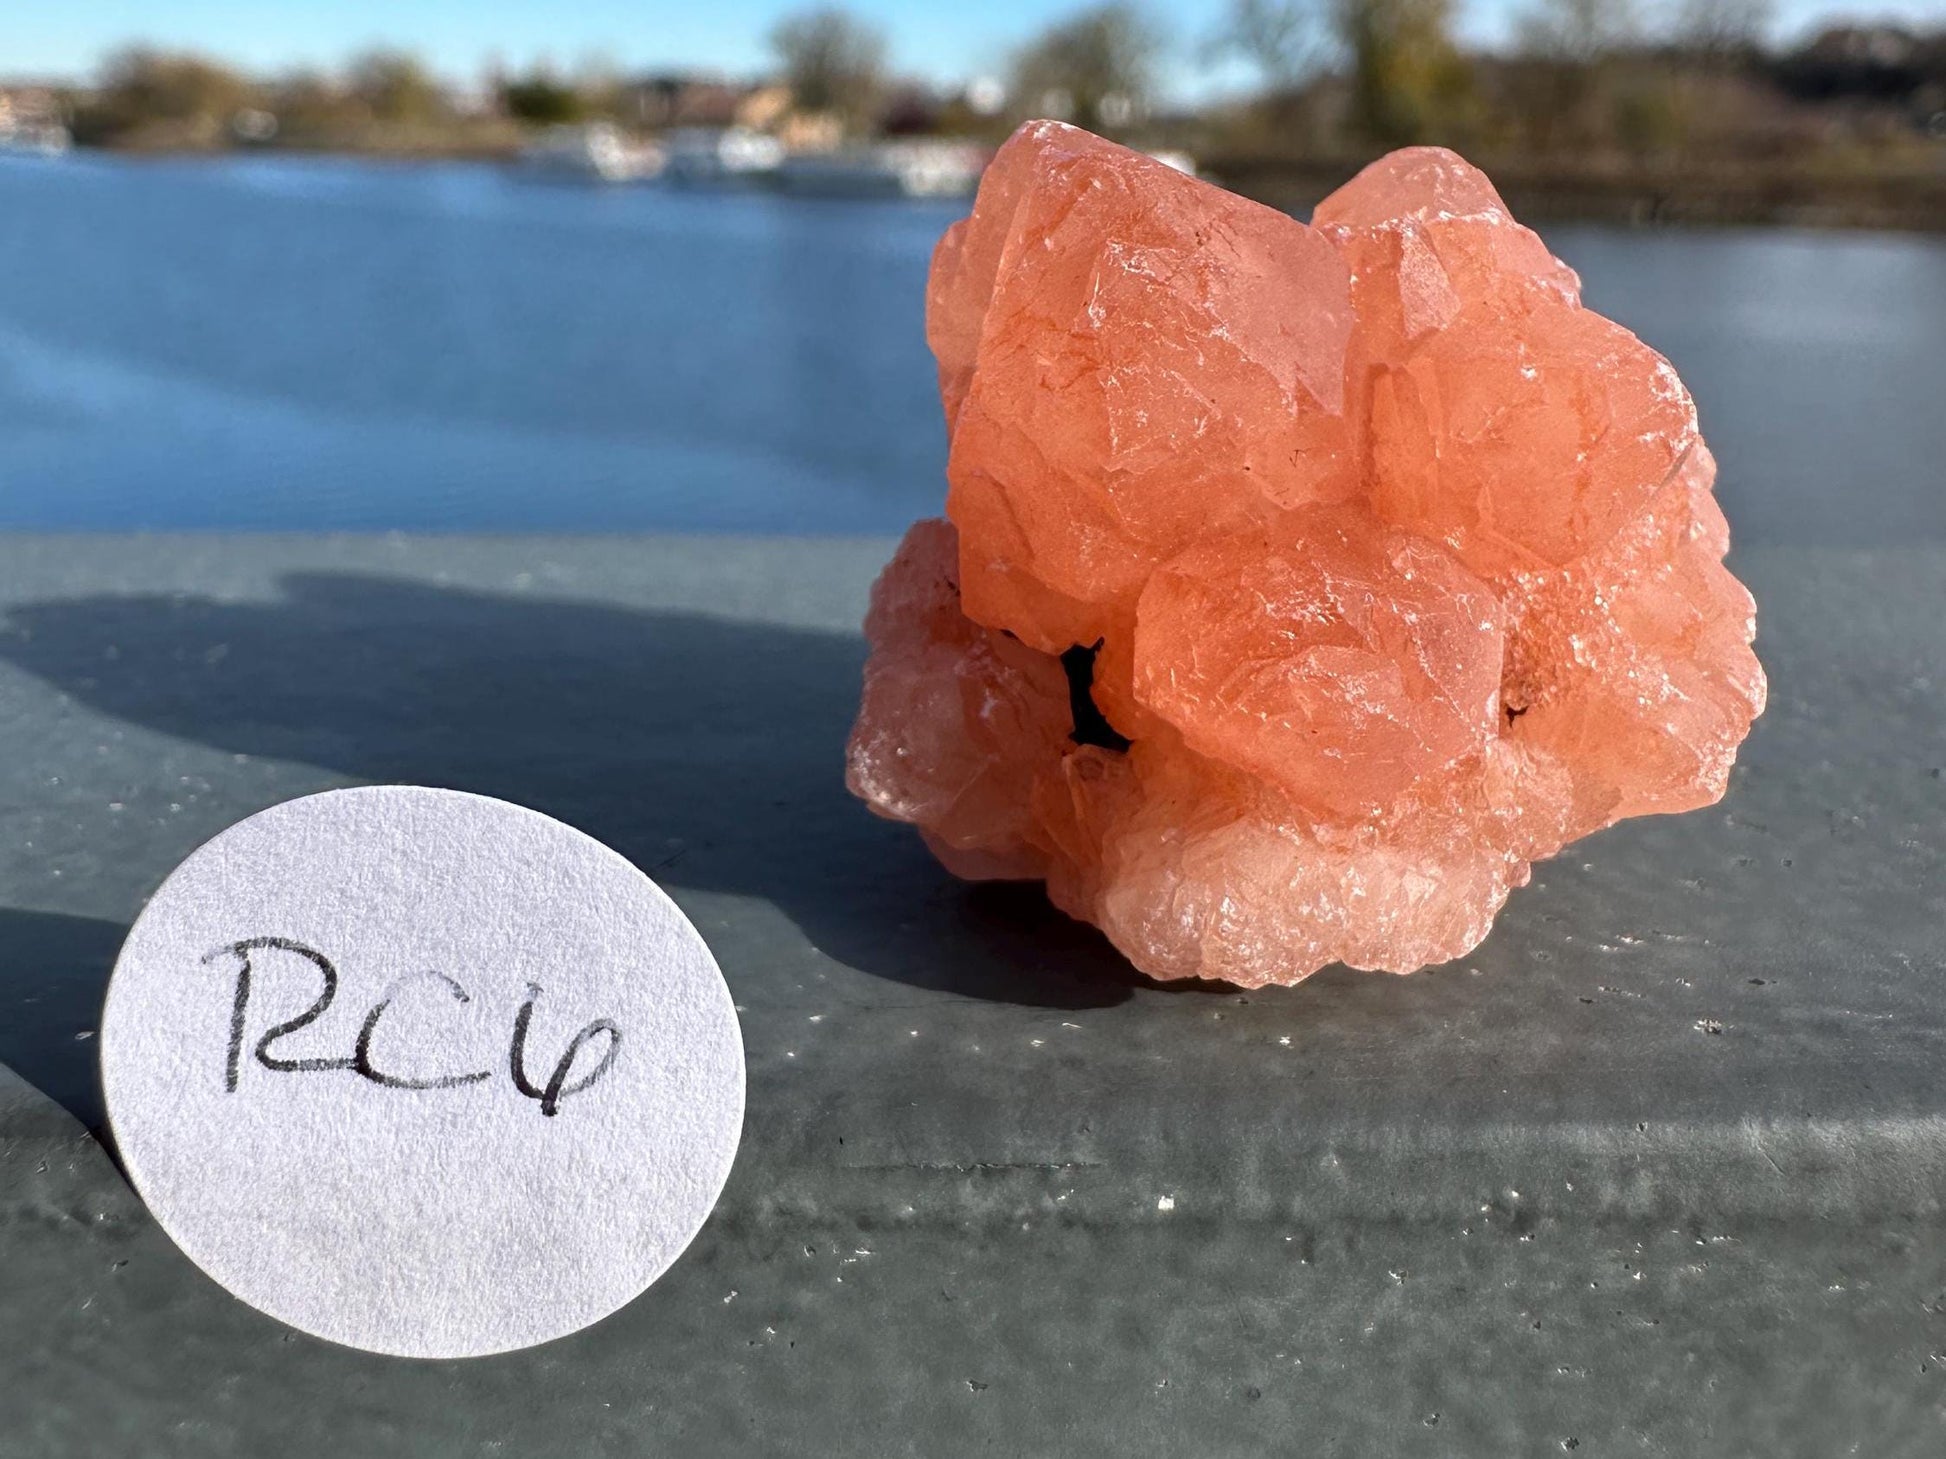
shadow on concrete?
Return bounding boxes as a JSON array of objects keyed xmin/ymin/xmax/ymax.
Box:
[
  {"xmin": 0, "ymin": 574, "xmax": 1137, "ymax": 1051},
  {"xmin": 0, "ymin": 907, "xmax": 127, "ymax": 1130}
]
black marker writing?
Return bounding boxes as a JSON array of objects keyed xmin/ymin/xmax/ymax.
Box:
[
  {"xmin": 510, "ymin": 982, "xmax": 623, "ymax": 1118},
  {"xmin": 199, "ymin": 937, "xmax": 621, "ymax": 1115},
  {"xmin": 201, "ymin": 936, "xmax": 356, "ymax": 1092},
  {"xmin": 354, "ymin": 970, "xmax": 494, "ymax": 1091}
]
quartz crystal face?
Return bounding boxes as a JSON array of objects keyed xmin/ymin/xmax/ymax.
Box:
[{"xmin": 847, "ymin": 121, "xmax": 1766, "ymax": 988}]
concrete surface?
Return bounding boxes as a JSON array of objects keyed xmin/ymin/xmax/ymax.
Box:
[{"xmin": 1, "ymin": 534, "xmax": 1942, "ymax": 1456}]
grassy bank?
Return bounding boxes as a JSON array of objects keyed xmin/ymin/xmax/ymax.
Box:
[{"xmin": 1210, "ymin": 152, "xmax": 1946, "ymax": 232}]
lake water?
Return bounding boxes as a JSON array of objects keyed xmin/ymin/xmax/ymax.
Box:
[{"xmin": 0, "ymin": 151, "xmax": 1941, "ymax": 543}]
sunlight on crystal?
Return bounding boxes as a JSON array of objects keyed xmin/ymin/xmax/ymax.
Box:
[{"xmin": 847, "ymin": 121, "xmax": 1764, "ymax": 989}]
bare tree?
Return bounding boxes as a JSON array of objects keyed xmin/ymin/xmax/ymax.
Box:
[
  {"xmin": 1673, "ymin": 0, "xmax": 1774, "ymax": 60},
  {"xmin": 1509, "ymin": 0, "xmax": 1643, "ymax": 154},
  {"xmin": 1210, "ymin": 0, "xmax": 1330, "ymax": 147},
  {"xmin": 346, "ymin": 50, "xmax": 447, "ymax": 125},
  {"xmin": 1516, "ymin": 0, "xmax": 1642, "ymax": 64},
  {"xmin": 1214, "ymin": 0, "xmax": 1329, "ymax": 89},
  {"xmin": 769, "ymin": 7, "xmax": 889, "ymax": 132},
  {"xmin": 1010, "ymin": 4, "xmax": 1167, "ymax": 134},
  {"xmin": 1331, "ymin": 0, "xmax": 1466, "ymax": 144}
]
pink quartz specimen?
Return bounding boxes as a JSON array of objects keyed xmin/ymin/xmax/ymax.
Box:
[{"xmin": 846, "ymin": 120, "xmax": 1766, "ymax": 988}]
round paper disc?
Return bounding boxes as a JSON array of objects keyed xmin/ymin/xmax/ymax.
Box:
[{"xmin": 100, "ymin": 786, "xmax": 745, "ymax": 1358}]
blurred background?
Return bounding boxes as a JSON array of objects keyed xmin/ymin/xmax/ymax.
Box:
[{"xmin": 0, "ymin": 0, "xmax": 1941, "ymax": 543}]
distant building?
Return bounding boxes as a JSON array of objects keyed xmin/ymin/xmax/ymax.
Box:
[
  {"xmin": 615, "ymin": 73, "xmax": 863, "ymax": 151},
  {"xmin": 618, "ymin": 74, "xmax": 785, "ymax": 132},
  {"xmin": 736, "ymin": 85, "xmax": 793, "ymax": 133},
  {"xmin": 774, "ymin": 110, "xmax": 843, "ymax": 151},
  {"xmin": 0, "ymin": 84, "xmax": 64, "ymax": 129}
]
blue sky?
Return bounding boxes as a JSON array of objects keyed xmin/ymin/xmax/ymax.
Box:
[{"xmin": 4, "ymin": 1, "xmax": 1940, "ymax": 86}]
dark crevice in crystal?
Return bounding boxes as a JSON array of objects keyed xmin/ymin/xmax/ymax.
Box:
[{"xmin": 1061, "ymin": 640, "xmax": 1132, "ymax": 753}]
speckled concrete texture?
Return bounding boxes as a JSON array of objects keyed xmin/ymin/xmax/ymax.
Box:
[{"xmin": 1, "ymin": 535, "xmax": 1941, "ymax": 1456}]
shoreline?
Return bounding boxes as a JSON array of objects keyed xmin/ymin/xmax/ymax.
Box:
[
  {"xmin": 45, "ymin": 139, "xmax": 1946, "ymax": 234},
  {"xmin": 1210, "ymin": 152, "xmax": 1946, "ymax": 235}
]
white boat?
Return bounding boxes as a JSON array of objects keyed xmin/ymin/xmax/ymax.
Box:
[
  {"xmin": 662, "ymin": 127, "xmax": 785, "ymax": 187},
  {"xmin": 0, "ymin": 122, "xmax": 70, "ymax": 159},
  {"xmin": 516, "ymin": 123, "xmax": 662, "ymax": 184},
  {"xmin": 775, "ymin": 140, "xmax": 987, "ymax": 200}
]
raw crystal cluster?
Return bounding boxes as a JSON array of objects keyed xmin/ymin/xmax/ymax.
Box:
[{"xmin": 846, "ymin": 121, "xmax": 1765, "ymax": 988}]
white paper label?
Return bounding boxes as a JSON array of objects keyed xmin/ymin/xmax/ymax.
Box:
[{"xmin": 100, "ymin": 786, "xmax": 745, "ymax": 1359}]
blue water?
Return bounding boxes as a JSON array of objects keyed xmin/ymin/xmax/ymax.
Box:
[{"xmin": 1, "ymin": 150, "xmax": 1942, "ymax": 542}]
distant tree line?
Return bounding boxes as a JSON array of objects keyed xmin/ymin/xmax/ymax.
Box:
[
  {"xmin": 51, "ymin": 2, "xmax": 1946, "ymax": 171},
  {"xmin": 1197, "ymin": 0, "xmax": 1946, "ymax": 179},
  {"xmin": 68, "ymin": 46, "xmax": 488, "ymax": 151}
]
